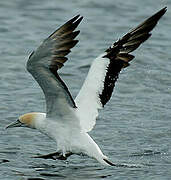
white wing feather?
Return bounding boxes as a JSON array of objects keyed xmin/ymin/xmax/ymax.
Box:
[
  {"xmin": 75, "ymin": 53, "xmax": 109, "ymax": 132},
  {"xmin": 75, "ymin": 7, "xmax": 167, "ymax": 132}
]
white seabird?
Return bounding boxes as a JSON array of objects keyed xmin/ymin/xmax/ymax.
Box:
[{"xmin": 6, "ymin": 7, "xmax": 166, "ymax": 166}]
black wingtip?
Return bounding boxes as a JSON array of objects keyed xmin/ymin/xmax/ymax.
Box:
[
  {"xmin": 69, "ymin": 14, "xmax": 83, "ymax": 24},
  {"xmin": 162, "ymin": 6, "xmax": 167, "ymax": 12},
  {"xmin": 70, "ymin": 14, "xmax": 80, "ymax": 22},
  {"xmin": 157, "ymin": 6, "xmax": 167, "ymax": 16},
  {"xmin": 73, "ymin": 16, "xmax": 83, "ymax": 27},
  {"xmin": 150, "ymin": 7, "xmax": 167, "ymax": 21}
]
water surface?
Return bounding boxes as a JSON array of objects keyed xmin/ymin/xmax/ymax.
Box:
[{"xmin": 0, "ymin": 0, "xmax": 171, "ymax": 179}]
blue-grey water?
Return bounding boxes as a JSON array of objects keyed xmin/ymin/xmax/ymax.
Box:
[{"xmin": 0, "ymin": 0, "xmax": 171, "ymax": 179}]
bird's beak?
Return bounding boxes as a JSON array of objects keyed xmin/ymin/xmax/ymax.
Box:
[{"xmin": 6, "ymin": 119, "xmax": 23, "ymax": 129}]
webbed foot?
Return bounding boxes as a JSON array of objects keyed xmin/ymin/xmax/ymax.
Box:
[{"xmin": 32, "ymin": 151, "xmax": 73, "ymax": 160}]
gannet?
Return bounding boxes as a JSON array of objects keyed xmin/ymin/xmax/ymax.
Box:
[{"xmin": 6, "ymin": 7, "xmax": 166, "ymax": 166}]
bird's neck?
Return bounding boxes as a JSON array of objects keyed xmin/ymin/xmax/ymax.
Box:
[{"xmin": 32, "ymin": 112, "xmax": 46, "ymax": 130}]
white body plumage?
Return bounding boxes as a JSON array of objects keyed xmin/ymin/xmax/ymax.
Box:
[{"xmin": 25, "ymin": 112, "xmax": 109, "ymax": 165}]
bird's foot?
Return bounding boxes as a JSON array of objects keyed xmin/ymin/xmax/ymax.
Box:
[{"xmin": 32, "ymin": 151, "xmax": 73, "ymax": 160}]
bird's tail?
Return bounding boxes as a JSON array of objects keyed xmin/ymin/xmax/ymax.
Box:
[
  {"xmin": 103, "ymin": 158, "xmax": 142, "ymax": 168},
  {"xmin": 103, "ymin": 158, "xmax": 116, "ymax": 166}
]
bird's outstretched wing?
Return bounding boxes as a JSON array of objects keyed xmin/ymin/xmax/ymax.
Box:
[
  {"xmin": 75, "ymin": 7, "xmax": 167, "ymax": 132},
  {"xmin": 27, "ymin": 15, "xmax": 83, "ymax": 117}
]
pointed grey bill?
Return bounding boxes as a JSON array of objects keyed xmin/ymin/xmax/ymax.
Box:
[{"xmin": 6, "ymin": 119, "xmax": 22, "ymax": 129}]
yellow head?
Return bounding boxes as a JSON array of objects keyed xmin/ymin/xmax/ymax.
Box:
[{"xmin": 6, "ymin": 112, "xmax": 45, "ymax": 129}]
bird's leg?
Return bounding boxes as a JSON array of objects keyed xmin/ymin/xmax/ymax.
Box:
[{"xmin": 33, "ymin": 151, "xmax": 73, "ymax": 160}]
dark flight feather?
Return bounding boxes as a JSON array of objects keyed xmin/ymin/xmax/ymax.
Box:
[{"xmin": 99, "ymin": 7, "xmax": 167, "ymax": 107}]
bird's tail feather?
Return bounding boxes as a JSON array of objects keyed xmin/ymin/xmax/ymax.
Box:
[
  {"xmin": 103, "ymin": 158, "xmax": 116, "ymax": 166},
  {"xmin": 103, "ymin": 158, "xmax": 142, "ymax": 168}
]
